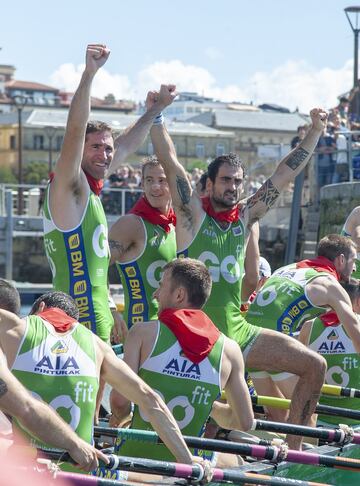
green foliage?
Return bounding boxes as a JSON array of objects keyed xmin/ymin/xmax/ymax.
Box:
[
  {"xmin": 23, "ymin": 161, "xmax": 49, "ymax": 184},
  {"xmin": 319, "ymin": 196, "xmax": 360, "ymax": 238},
  {"xmin": 186, "ymin": 159, "xmax": 208, "ymax": 171},
  {"xmin": 0, "ymin": 165, "xmax": 17, "ymax": 183}
]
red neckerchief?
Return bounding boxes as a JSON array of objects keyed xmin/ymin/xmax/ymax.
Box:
[
  {"xmin": 319, "ymin": 311, "xmax": 340, "ymax": 327},
  {"xmin": 49, "ymin": 171, "xmax": 103, "ymax": 196},
  {"xmin": 38, "ymin": 307, "xmax": 77, "ymax": 333},
  {"xmin": 158, "ymin": 308, "xmax": 220, "ymax": 364},
  {"xmin": 130, "ymin": 195, "xmax": 176, "ymax": 233},
  {"xmin": 240, "ymin": 291, "xmax": 257, "ymax": 313},
  {"xmin": 296, "ymin": 256, "xmax": 340, "ymax": 281},
  {"xmin": 201, "ymin": 196, "xmax": 239, "ymax": 223}
]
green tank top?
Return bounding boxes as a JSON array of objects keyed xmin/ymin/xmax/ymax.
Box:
[
  {"xmin": 178, "ymin": 214, "xmax": 255, "ymax": 347},
  {"xmin": 309, "ymin": 317, "xmax": 360, "ymax": 426},
  {"xmin": 11, "ymin": 315, "xmax": 99, "ymax": 445},
  {"xmin": 43, "ymin": 183, "xmax": 113, "ymax": 342},
  {"xmin": 340, "ymin": 225, "xmax": 360, "ymax": 279},
  {"xmin": 116, "ymin": 219, "xmax": 176, "ymax": 328},
  {"xmin": 115, "ymin": 321, "xmax": 224, "ymax": 461},
  {"xmin": 247, "ymin": 263, "xmax": 329, "ymax": 336}
]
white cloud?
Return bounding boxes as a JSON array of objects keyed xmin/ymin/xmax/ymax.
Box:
[
  {"xmin": 50, "ymin": 63, "xmax": 134, "ymax": 99},
  {"xmin": 49, "ymin": 58, "xmax": 354, "ymax": 112}
]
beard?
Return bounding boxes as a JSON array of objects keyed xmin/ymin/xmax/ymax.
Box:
[{"xmin": 212, "ymin": 190, "xmax": 241, "ymax": 209}]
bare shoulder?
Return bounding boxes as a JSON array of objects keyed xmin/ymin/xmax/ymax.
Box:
[
  {"xmin": 109, "ymin": 214, "xmax": 145, "ymax": 262},
  {"xmin": 109, "ymin": 214, "xmax": 144, "ymax": 239},
  {"xmin": 0, "ymin": 310, "xmax": 23, "ymax": 332},
  {"xmin": 127, "ymin": 320, "xmax": 158, "ymax": 341}
]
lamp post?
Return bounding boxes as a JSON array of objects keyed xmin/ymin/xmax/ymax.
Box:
[
  {"xmin": 11, "ymin": 95, "xmax": 28, "ymax": 215},
  {"xmin": 345, "ymin": 6, "xmax": 360, "ymax": 119},
  {"xmin": 44, "ymin": 126, "xmax": 57, "ymax": 174}
]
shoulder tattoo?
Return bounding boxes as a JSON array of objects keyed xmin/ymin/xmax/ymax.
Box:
[{"xmin": 109, "ymin": 239, "xmax": 127, "ymax": 258}]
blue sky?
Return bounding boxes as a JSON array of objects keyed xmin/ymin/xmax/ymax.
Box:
[{"xmin": 2, "ymin": 0, "xmax": 359, "ymax": 111}]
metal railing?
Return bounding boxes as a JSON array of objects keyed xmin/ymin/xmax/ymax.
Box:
[{"xmin": 0, "ymin": 184, "xmax": 143, "ymax": 217}]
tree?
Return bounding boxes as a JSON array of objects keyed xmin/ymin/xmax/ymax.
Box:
[{"xmin": 23, "ymin": 161, "xmax": 49, "ymax": 184}]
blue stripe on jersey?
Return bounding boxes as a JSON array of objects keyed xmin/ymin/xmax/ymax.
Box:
[
  {"xmin": 118, "ymin": 261, "xmax": 149, "ymax": 328},
  {"xmin": 276, "ymin": 294, "xmax": 313, "ymax": 336},
  {"xmin": 63, "ymin": 227, "xmax": 96, "ymax": 334}
]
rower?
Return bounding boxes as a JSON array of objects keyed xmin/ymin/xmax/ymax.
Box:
[
  {"xmin": 110, "ymin": 258, "xmax": 254, "ymax": 468},
  {"xmin": 0, "ymin": 282, "xmax": 197, "ymax": 475}
]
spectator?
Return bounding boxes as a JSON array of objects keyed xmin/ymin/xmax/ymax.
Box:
[
  {"xmin": 291, "ymin": 125, "xmax": 307, "ymax": 149},
  {"xmin": 316, "ymin": 124, "xmax": 336, "ymax": 187}
]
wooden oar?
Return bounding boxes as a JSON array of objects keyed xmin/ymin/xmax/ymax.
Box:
[
  {"xmin": 38, "ymin": 448, "xmax": 333, "ymax": 486},
  {"xmin": 91, "ymin": 427, "xmax": 360, "ymax": 471}
]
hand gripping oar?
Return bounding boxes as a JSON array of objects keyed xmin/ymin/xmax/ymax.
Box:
[
  {"xmin": 91, "ymin": 427, "xmax": 360, "ymax": 472},
  {"xmin": 38, "ymin": 448, "xmax": 333, "ymax": 486}
]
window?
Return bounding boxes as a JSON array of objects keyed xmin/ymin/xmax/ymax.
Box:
[
  {"xmin": 10, "ymin": 135, "xmax": 16, "ymax": 150},
  {"xmin": 216, "ymin": 143, "xmax": 225, "ymax": 157},
  {"xmin": 55, "ymin": 135, "xmax": 63, "ymax": 151},
  {"xmin": 195, "ymin": 143, "xmax": 205, "ymax": 158},
  {"xmin": 33, "ymin": 135, "xmax": 44, "ymax": 150}
]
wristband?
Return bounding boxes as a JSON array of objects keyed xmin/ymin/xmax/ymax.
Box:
[{"xmin": 153, "ymin": 112, "xmax": 164, "ymax": 125}]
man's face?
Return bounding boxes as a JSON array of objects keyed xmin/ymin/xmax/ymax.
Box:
[
  {"xmin": 81, "ymin": 131, "xmax": 114, "ymax": 180},
  {"xmin": 337, "ymin": 247, "xmax": 357, "ymax": 282},
  {"xmin": 142, "ymin": 165, "xmax": 171, "ymax": 212},
  {"xmin": 208, "ymin": 163, "xmax": 244, "ymax": 209},
  {"xmin": 153, "ymin": 268, "xmax": 175, "ymax": 313}
]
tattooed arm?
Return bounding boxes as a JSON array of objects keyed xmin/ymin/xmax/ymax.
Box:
[
  {"xmin": 150, "ymin": 109, "xmax": 203, "ymax": 239},
  {"xmin": 244, "ymin": 108, "xmax": 327, "ymax": 227}
]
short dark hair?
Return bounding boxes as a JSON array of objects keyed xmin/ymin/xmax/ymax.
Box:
[
  {"xmin": 317, "ymin": 234, "xmax": 357, "ymax": 261},
  {"xmin": 86, "ymin": 120, "xmax": 113, "ymax": 139},
  {"xmin": 141, "ymin": 155, "xmax": 162, "ymax": 178},
  {"xmin": 197, "ymin": 172, "xmax": 208, "ymax": 192},
  {"xmin": 30, "ymin": 291, "xmax": 79, "ymax": 320},
  {"xmin": 207, "ymin": 153, "xmax": 245, "ymax": 183},
  {"xmin": 163, "ymin": 258, "xmax": 212, "ymax": 308},
  {"xmin": 0, "ymin": 279, "xmax": 21, "ymax": 315},
  {"xmin": 342, "ymin": 278, "xmax": 360, "ymax": 302}
]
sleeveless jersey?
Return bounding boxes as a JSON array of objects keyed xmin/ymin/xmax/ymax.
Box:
[
  {"xmin": 308, "ymin": 317, "xmax": 360, "ymax": 426},
  {"xmin": 178, "ymin": 213, "xmax": 259, "ymax": 350},
  {"xmin": 247, "ymin": 263, "xmax": 329, "ymax": 336},
  {"xmin": 341, "ymin": 224, "xmax": 360, "ymax": 279},
  {"xmin": 43, "ymin": 184, "xmax": 113, "ymax": 342},
  {"xmin": 116, "ymin": 220, "xmax": 176, "ymax": 328},
  {"xmin": 115, "ymin": 322, "xmax": 224, "ymax": 461},
  {"xmin": 11, "ymin": 315, "xmax": 99, "ymax": 445}
]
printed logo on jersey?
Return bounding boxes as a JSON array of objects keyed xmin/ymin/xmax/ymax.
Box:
[
  {"xmin": 197, "ymin": 251, "xmax": 241, "ymax": 284},
  {"xmin": 51, "ymin": 340, "xmax": 68, "ymax": 354},
  {"xmin": 149, "ymin": 229, "xmax": 162, "ymax": 247},
  {"xmin": 34, "ymin": 355, "xmax": 80, "ymax": 375},
  {"xmin": 327, "ymin": 329, "xmax": 338, "ymax": 341},
  {"xmin": 119, "ymin": 261, "xmax": 148, "ymax": 328},
  {"xmin": 232, "ymin": 225, "xmax": 242, "ymax": 237},
  {"xmin": 63, "ymin": 227, "xmax": 96, "ymax": 333},
  {"xmin": 163, "ymin": 356, "xmax": 201, "ymax": 380},
  {"xmin": 276, "ymin": 295, "xmax": 312, "ymax": 335}
]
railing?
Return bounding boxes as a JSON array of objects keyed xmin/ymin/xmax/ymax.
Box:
[{"xmin": 0, "ymin": 184, "xmax": 143, "ymax": 217}]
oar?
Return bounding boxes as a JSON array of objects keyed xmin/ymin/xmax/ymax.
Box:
[
  {"xmin": 38, "ymin": 448, "xmax": 333, "ymax": 486},
  {"xmin": 92, "ymin": 427, "xmax": 360, "ymax": 471},
  {"xmin": 322, "ymin": 384, "xmax": 360, "ymax": 398},
  {"xmin": 251, "ymin": 419, "xmax": 360, "ymax": 445},
  {"xmin": 250, "ymin": 395, "xmax": 360, "ymax": 421}
]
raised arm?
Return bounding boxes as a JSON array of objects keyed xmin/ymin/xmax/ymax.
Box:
[
  {"xmin": 99, "ymin": 338, "xmax": 193, "ymax": 463},
  {"xmin": 244, "ymin": 108, "xmax": 327, "ymax": 228},
  {"xmin": 149, "ymin": 86, "xmax": 203, "ymax": 240},
  {"xmin": 109, "ymin": 87, "xmax": 177, "ymax": 172},
  {"xmin": 53, "ymin": 44, "xmax": 110, "ymax": 190}
]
